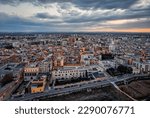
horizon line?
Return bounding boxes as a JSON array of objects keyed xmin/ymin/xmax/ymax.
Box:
[{"xmin": 0, "ymin": 31, "xmax": 150, "ymax": 34}]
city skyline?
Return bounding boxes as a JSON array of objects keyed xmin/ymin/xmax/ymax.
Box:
[
  {"xmin": 0, "ymin": 0, "xmax": 150, "ymax": 32},
  {"xmin": 0, "ymin": 32, "xmax": 150, "ymax": 101}
]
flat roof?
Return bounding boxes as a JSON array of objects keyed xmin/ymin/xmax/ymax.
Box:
[{"xmin": 31, "ymin": 83, "xmax": 43, "ymax": 88}]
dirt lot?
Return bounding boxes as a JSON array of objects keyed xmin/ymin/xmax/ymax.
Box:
[
  {"xmin": 119, "ymin": 80, "xmax": 150, "ymax": 100},
  {"xmin": 40, "ymin": 86, "xmax": 131, "ymax": 101},
  {"xmin": 39, "ymin": 79, "xmax": 150, "ymax": 101}
]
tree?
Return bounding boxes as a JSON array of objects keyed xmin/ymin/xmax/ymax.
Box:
[
  {"xmin": 5, "ymin": 45, "xmax": 14, "ymax": 49},
  {"xmin": 106, "ymin": 68, "xmax": 116, "ymax": 76},
  {"xmin": 117, "ymin": 65, "xmax": 126, "ymax": 74},
  {"xmin": 0, "ymin": 73, "xmax": 14, "ymax": 86},
  {"xmin": 101, "ymin": 53, "xmax": 114, "ymax": 60},
  {"xmin": 127, "ymin": 67, "xmax": 133, "ymax": 74},
  {"xmin": 117, "ymin": 65, "xmax": 133, "ymax": 74}
]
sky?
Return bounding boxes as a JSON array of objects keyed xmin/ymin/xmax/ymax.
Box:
[{"xmin": 0, "ymin": 0, "xmax": 150, "ymax": 32}]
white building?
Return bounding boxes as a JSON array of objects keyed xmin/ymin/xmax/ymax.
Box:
[
  {"xmin": 99, "ymin": 60, "xmax": 117, "ymax": 70},
  {"xmin": 12, "ymin": 42, "xmax": 22, "ymax": 48},
  {"xmin": 132, "ymin": 61, "xmax": 150, "ymax": 73},
  {"xmin": 24, "ymin": 64, "xmax": 39, "ymax": 81},
  {"xmin": 109, "ymin": 40, "xmax": 115, "ymax": 52},
  {"xmin": 132, "ymin": 67, "xmax": 140, "ymax": 74},
  {"xmin": 52, "ymin": 68, "xmax": 87, "ymax": 80},
  {"xmin": 39, "ymin": 61, "xmax": 52, "ymax": 73},
  {"xmin": 80, "ymin": 53, "xmax": 94, "ymax": 66},
  {"xmin": 115, "ymin": 57, "xmax": 125, "ymax": 64}
]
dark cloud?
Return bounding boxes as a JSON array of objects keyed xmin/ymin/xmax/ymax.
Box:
[
  {"xmin": 1, "ymin": 0, "xmax": 148, "ymax": 23},
  {"xmin": 0, "ymin": 0, "xmax": 137, "ymax": 9},
  {"xmin": 63, "ymin": 8, "xmax": 150, "ymax": 24},
  {"xmin": 0, "ymin": 12, "xmax": 87, "ymax": 32},
  {"xmin": 0, "ymin": 0, "xmax": 69, "ymax": 6},
  {"xmin": 0, "ymin": 0, "xmax": 150, "ymax": 32},
  {"xmin": 35, "ymin": 12, "xmax": 58, "ymax": 19},
  {"xmin": 72, "ymin": 0, "xmax": 137, "ymax": 9},
  {"xmin": 0, "ymin": 12, "xmax": 41, "ymax": 26},
  {"xmin": 1, "ymin": 11, "xmax": 149, "ymax": 32},
  {"xmin": 0, "ymin": 12, "xmax": 50, "ymax": 31}
]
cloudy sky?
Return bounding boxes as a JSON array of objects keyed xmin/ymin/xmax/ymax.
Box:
[{"xmin": 0, "ymin": 0, "xmax": 150, "ymax": 32}]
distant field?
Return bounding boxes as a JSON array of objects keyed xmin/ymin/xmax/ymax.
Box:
[{"xmin": 119, "ymin": 79, "xmax": 150, "ymax": 100}]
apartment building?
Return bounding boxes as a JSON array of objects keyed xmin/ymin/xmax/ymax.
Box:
[
  {"xmin": 24, "ymin": 64, "xmax": 39, "ymax": 81},
  {"xmin": 31, "ymin": 75, "xmax": 46, "ymax": 93},
  {"xmin": 52, "ymin": 67, "xmax": 87, "ymax": 80}
]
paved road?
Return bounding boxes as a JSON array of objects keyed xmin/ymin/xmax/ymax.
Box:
[{"xmin": 10, "ymin": 74, "xmax": 149, "ymax": 101}]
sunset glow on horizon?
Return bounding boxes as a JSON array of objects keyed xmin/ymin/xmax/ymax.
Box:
[{"xmin": 89, "ymin": 28, "xmax": 150, "ymax": 33}]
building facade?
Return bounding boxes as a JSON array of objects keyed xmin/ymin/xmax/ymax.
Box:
[
  {"xmin": 52, "ymin": 68, "xmax": 87, "ymax": 80},
  {"xmin": 31, "ymin": 75, "xmax": 46, "ymax": 93},
  {"xmin": 24, "ymin": 65, "xmax": 39, "ymax": 81}
]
